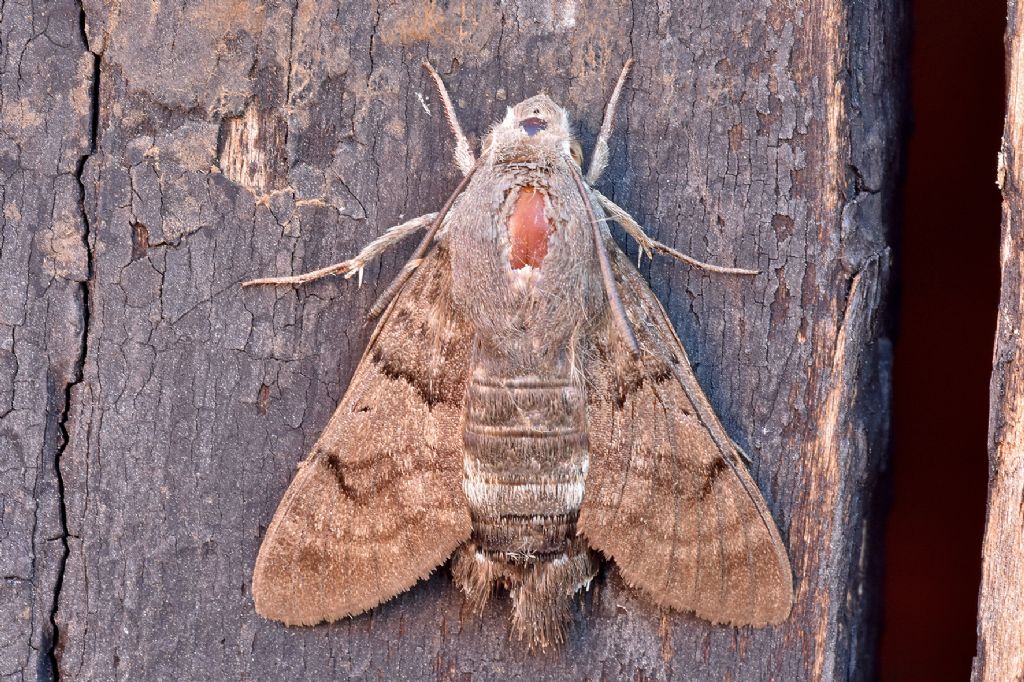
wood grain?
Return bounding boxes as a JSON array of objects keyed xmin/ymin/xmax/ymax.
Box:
[
  {"xmin": 972, "ymin": 2, "xmax": 1024, "ymax": 678},
  {"xmin": 1, "ymin": 0, "xmax": 904, "ymax": 678}
]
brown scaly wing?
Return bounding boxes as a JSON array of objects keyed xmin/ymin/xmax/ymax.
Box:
[
  {"xmin": 578, "ymin": 244, "xmax": 793, "ymax": 626},
  {"xmin": 252, "ymin": 243, "xmax": 474, "ymax": 625}
]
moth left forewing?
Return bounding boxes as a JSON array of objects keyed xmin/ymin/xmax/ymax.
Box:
[
  {"xmin": 578, "ymin": 243, "xmax": 793, "ymax": 627},
  {"xmin": 252, "ymin": 243, "xmax": 474, "ymax": 625}
]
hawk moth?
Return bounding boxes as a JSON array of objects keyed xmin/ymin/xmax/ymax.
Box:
[{"xmin": 244, "ymin": 60, "xmax": 793, "ymax": 648}]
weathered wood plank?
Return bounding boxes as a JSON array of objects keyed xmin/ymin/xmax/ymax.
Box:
[
  {"xmin": 972, "ymin": 2, "xmax": 1024, "ymax": 678},
  {"xmin": 39, "ymin": 1, "xmax": 902, "ymax": 679},
  {"xmin": 0, "ymin": 1, "xmax": 94, "ymax": 680}
]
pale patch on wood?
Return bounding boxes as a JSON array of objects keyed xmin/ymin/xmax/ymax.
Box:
[
  {"xmin": 796, "ymin": 263, "xmax": 875, "ymax": 682},
  {"xmin": 218, "ymin": 102, "xmax": 288, "ymax": 195},
  {"xmin": 380, "ymin": 1, "xmax": 498, "ymax": 54},
  {"xmin": 556, "ymin": 1, "xmax": 576, "ymax": 30},
  {"xmin": 187, "ymin": 0, "xmax": 267, "ymax": 44},
  {"xmin": 1008, "ymin": 19, "xmax": 1024, "ymax": 164},
  {"xmin": 71, "ymin": 54, "xmax": 97, "ymax": 130},
  {"xmin": 776, "ymin": 1, "xmax": 855, "ymax": 676},
  {"xmin": 42, "ymin": 217, "xmax": 88, "ymax": 282},
  {"xmin": 0, "ymin": 96, "xmax": 44, "ymax": 132},
  {"xmin": 822, "ymin": 0, "xmax": 848, "ymax": 209},
  {"xmin": 384, "ymin": 0, "xmax": 445, "ymax": 45}
]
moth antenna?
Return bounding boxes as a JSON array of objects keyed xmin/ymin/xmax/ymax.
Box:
[
  {"xmin": 368, "ymin": 163, "xmax": 478, "ymax": 318},
  {"xmin": 586, "ymin": 58, "xmax": 635, "ymax": 185},
  {"xmin": 568, "ymin": 165, "xmax": 640, "ymax": 356},
  {"xmin": 422, "ymin": 61, "xmax": 475, "ymax": 177}
]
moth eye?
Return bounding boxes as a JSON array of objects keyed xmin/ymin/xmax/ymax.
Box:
[
  {"xmin": 520, "ymin": 117, "xmax": 547, "ymax": 137},
  {"xmin": 570, "ymin": 141, "xmax": 583, "ymax": 167}
]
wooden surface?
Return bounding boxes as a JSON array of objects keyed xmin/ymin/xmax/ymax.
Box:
[
  {"xmin": 1, "ymin": 1, "xmax": 904, "ymax": 679},
  {"xmin": 0, "ymin": 1, "xmax": 95, "ymax": 679},
  {"xmin": 973, "ymin": 2, "xmax": 1024, "ymax": 679}
]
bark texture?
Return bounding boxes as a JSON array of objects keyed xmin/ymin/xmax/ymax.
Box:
[
  {"xmin": 1, "ymin": 0, "xmax": 902, "ymax": 679},
  {"xmin": 0, "ymin": 1, "xmax": 95, "ymax": 680},
  {"xmin": 973, "ymin": 2, "xmax": 1024, "ymax": 679}
]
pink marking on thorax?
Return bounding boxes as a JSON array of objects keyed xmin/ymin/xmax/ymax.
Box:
[{"xmin": 508, "ymin": 187, "xmax": 553, "ymax": 269}]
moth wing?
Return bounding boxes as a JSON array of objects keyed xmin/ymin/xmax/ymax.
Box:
[
  {"xmin": 252, "ymin": 243, "xmax": 473, "ymax": 624},
  {"xmin": 579, "ymin": 244, "xmax": 793, "ymax": 626}
]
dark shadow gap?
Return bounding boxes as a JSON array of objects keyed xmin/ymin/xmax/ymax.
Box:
[{"xmin": 880, "ymin": 0, "xmax": 1005, "ymax": 679}]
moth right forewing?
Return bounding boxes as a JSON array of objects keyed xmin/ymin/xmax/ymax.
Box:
[
  {"xmin": 252, "ymin": 243, "xmax": 473, "ymax": 625},
  {"xmin": 579, "ymin": 243, "xmax": 793, "ymax": 627}
]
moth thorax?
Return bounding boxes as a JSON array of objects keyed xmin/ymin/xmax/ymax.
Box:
[{"xmin": 508, "ymin": 186, "xmax": 553, "ymax": 270}]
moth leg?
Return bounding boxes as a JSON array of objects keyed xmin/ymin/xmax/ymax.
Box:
[
  {"xmin": 422, "ymin": 61, "xmax": 475, "ymax": 177},
  {"xmin": 594, "ymin": 190, "xmax": 760, "ymax": 276},
  {"xmin": 242, "ymin": 211, "xmax": 437, "ymax": 288},
  {"xmin": 592, "ymin": 188, "xmax": 654, "ymax": 260},
  {"xmin": 585, "ymin": 58, "xmax": 635, "ymax": 185},
  {"xmin": 733, "ymin": 440, "xmax": 754, "ymax": 465}
]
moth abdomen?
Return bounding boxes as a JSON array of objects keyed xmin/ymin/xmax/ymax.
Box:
[
  {"xmin": 469, "ymin": 513, "xmax": 577, "ymax": 558},
  {"xmin": 462, "ymin": 428, "xmax": 587, "ymax": 470},
  {"xmin": 451, "ymin": 535, "xmax": 598, "ymax": 648},
  {"xmin": 463, "ymin": 374, "xmax": 587, "ymax": 493},
  {"xmin": 462, "ymin": 468, "xmax": 586, "ymax": 517},
  {"xmin": 455, "ymin": 366, "xmax": 597, "ymax": 645},
  {"xmin": 465, "ymin": 373, "xmax": 582, "ymax": 424}
]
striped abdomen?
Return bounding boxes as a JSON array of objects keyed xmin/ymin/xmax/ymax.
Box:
[{"xmin": 451, "ymin": 368, "xmax": 598, "ymax": 646}]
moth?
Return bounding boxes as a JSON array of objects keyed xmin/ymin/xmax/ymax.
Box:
[{"xmin": 244, "ymin": 61, "xmax": 793, "ymax": 648}]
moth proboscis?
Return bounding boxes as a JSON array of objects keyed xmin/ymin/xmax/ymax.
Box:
[{"xmin": 244, "ymin": 60, "xmax": 793, "ymax": 649}]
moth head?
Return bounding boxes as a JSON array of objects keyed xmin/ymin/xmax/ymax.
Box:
[{"xmin": 484, "ymin": 94, "xmax": 583, "ymax": 167}]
